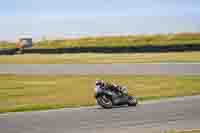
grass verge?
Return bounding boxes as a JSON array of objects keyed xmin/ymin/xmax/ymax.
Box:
[
  {"xmin": 1, "ymin": 52, "xmax": 200, "ymax": 64},
  {"xmin": 0, "ymin": 75, "xmax": 200, "ymax": 113},
  {"xmin": 168, "ymin": 130, "xmax": 200, "ymax": 133}
]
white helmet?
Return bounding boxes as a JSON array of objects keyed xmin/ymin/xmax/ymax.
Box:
[{"xmin": 95, "ymin": 80, "xmax": 104, "ymax": 86}]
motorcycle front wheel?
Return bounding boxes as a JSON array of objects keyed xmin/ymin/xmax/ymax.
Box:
[{"xmin": 127, "ymin": 96, "xmax": 138, "ymax": 106}]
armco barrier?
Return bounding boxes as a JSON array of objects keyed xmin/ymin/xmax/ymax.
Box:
[
  {"xmin": 0, "ymin": 44, "xmax": 200, "ymax": 55},
  {"xmin": 0, "ymin": 48, "xmax": 18, "ymax": 55}
]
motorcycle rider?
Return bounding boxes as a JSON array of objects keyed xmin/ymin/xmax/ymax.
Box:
[{"xmin": 95, "ymin": 80, "xmax": 122, "ymax": 95}]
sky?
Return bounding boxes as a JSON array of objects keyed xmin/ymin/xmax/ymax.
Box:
[{"xmin": 0, "ymin": 0, "xmax": 200, "ymax": 41}]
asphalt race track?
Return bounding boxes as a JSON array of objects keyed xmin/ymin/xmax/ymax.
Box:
[
  {"xmin": 0, "ymin": 63, "xmax": 200, "ymax": 75},
  {"xmin": 0, "ymin": 96, "xmax": 200, "ymax": 133},
  {"xmin": 0, "ymin": 63, "xmax": 200, "ymax": 132}
]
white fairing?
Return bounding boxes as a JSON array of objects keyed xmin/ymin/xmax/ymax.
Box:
[{"xmin": 94, "ymin": 85, "xmax": 103, "ymax": 93}]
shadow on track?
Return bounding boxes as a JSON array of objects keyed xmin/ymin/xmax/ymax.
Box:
[{"xmin": 96, "ymin": 105, "xmax": 138, "ymax": 110}]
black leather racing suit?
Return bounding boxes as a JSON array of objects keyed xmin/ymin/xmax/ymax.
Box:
[{"xmin": 103, "ymin": 82, "xmax": 122, "ymax": 95}]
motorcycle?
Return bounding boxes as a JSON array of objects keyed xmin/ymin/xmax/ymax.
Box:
[{"xmin": 94, "ymin": 86, "xmax": 138, "ymax": 109}]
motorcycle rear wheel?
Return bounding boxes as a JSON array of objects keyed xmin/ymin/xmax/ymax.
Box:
[{"xmin": 97, "ymin": 95, "xmax": 113, "ymax": 109}]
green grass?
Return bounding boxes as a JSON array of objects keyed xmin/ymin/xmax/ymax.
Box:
[
  {"xmin": 1, "ymin": 33, "xmax": 200, "ymax": 49},
  {"xmin": 34, "ymin": 33, "xmax": 200, "ymax": 48},
  {"xmin": 0, "ymin": 41, "xmax": 16, "ymax": 49},
  {"xmin": 168, "ymin": 130, "xmax": 200, "ymax": 133},
  {"xmin": 0, "ymin": 74, "xmax": 200, "ymax": 113},
  {"xmin": 0, "ymin": 52, "xmax": 200, "ymax": 64}
]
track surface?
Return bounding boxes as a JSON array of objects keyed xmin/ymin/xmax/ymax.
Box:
[
  {"xmin": 0, "ymin": 63, "xmax": 200, "ymax": 75},
  {"xmin": 0, "ymin": 96, "xmax": 200, "ymax": 133}
]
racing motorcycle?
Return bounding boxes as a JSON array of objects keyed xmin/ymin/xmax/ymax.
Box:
[{"xmin": 94, "ymin": 86, "xmax": 138, "ymax": 108}]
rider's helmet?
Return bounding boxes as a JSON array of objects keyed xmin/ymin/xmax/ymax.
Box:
[{"xmin": 95, "ymin": 80, "xmax": 104, "ymax": 87}]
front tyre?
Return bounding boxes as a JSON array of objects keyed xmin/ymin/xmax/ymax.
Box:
[
  {"xmin": 128, "ymin": 96, "xmax": 138, "ymax": 106},
  {"xmin": 96, "ymin": 95, "xmax": 113, "ymax": 109}
]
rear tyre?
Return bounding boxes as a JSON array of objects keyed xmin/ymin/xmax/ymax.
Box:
[
  {"xmin": 96, "ymin": 95, "xmax": 113, "ymax": 109},
  {"xmin": 128, "ymin": 96, "xmax": 138, "ymax": 106}
]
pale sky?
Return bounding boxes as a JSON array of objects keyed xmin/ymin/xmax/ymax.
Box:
[{"xmin": 0, "ymin": 0, "xmax": 200, "ymax": 41}]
